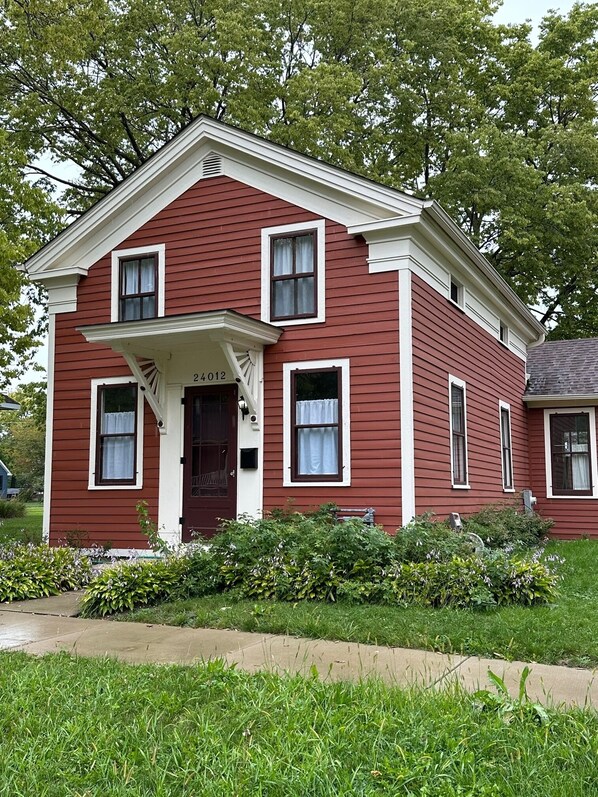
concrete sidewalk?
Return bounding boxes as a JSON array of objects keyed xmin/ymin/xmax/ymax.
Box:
[{"xmin": 1, "ymin": 592, "xmax": 596, "ymax": 711}]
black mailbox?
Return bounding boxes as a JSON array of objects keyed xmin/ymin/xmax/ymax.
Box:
[{"xmin": 240, "ymin": 448, "xmax": 258, "ymax": 469}]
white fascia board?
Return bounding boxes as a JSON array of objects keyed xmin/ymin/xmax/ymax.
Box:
[
  {"xmin": 24, "ymin": 117, "xmax": 423, "ymax": 279},
  {"xmin": 524, "ymin": 394, "xmax": 598, "ymax": 407},
  {"xmin": 0, "ymin": 459, "xmax": 12, "ymax": 475}
]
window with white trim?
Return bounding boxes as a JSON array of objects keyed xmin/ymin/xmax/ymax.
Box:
[
  {"xmin": 449, "ymin": 376, "xmax": 468, "ymax": 487},
  {"xmin": 89, "ymin": 379, "xmax": 144, "ymax": 489},
  {"xmin": 283, "ymin": 359, "xmax": 350, "ymax": 486},
  {"xmin": 449, "ymin": 277, "xmax": 463, "ymax": 307},
  {"xmin": 111, "ymin": 244, "xmax": 165, "ymax": 323},
  {"xmin": 261, "ymin": 220, "xmax": 325, "ymax": 326},
  {"xmin": 500, "ymin": 402, "xmax": 514, "ymax": 490},
  {"xmin": 547, "ymin": 411, "xmax": 594, "ymax": 496}
]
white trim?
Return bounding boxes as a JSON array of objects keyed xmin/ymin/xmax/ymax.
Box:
[
  {"xmin": 261, "ymin": 219, "xmax": 325, "ymax": 326},
  {"xmin": 449, "ymin": 375, "xmax": 469, "ymax": 489},
  {"xmin": 398, "ymin": 270, "xmax": 415, "ymax": 524},
  {"xmin": 111, "ymin": 244, "xmax": 165, "ymax": 322},
  {"xmin": 88, "ymin": 377, "xmax": 144, "ymax": 490},
  {"xmin": 42, "ymin": 315, "xmax": 55, "ymax": 543},
  {"xmin": 283, "ymin": 358, "xmax": 350, "ymax": 487},
  {"xmin": 449, "ymin": 276, "xmax": 465, "ymax": 309},
  {"xmin": 499, "ymin": 400, "xmax": 514, "ymax": 491},
  {"xmin": 543, "ymin": 407, "xmax": 598, "ymax": 499}
]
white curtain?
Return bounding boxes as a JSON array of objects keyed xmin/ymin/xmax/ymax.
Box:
[
  {"xmin": 139, "ymin": 257, "xmax": 155, "ymax": 292},
  {"xmin": 572, "ymin": 454, "xmax": 590, "ymax": 490},
  {"xmin": 297, "ymin": 398, "xmax": 338, "ymax": 475},
  {"xmin": 102, "ymin": 411, "xmax": 135, "ymax": 480}
]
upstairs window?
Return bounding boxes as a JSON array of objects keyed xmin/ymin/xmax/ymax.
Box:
[
  {"xmin": 261, "ymin": 220, "xmax": 325, "ymax": 326},
  {"xmin": 271, "ymin": 231, "xmax": 317, "ymax": 321},
  {"xmin": 95, "ymin": 384, "xmax": 138, "ymax": 485},
  {"xmin": 549, "ymin": 412, "xmax": 592, "ymax": 496},
  {"xmin": 119, "ymin": 255, "xmax": 157, "ymax": 321},
  {"xmin": 111, "ymin": 244, "xmax": 165, "ymax": 323},
  {"xmin": 499, "ymin": 322, "xmax": 509, "ymax": 346},
  {"xmin": 450, "ymin": 277, "xmax": 463, "ymax": 307}
]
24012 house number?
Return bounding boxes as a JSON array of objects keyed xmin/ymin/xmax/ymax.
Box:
[{"xmin": 193, "ymin": 371, "xmax": 228, "ymax": 382}]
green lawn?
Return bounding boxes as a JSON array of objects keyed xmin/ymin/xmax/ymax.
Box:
[
  {"xmin": 0, "ymin": 651, "xmax": 597, "ymax": 796},
  {"xmin": 122, "ymin": 540, "xmax": 598, "ymax": 669},
  {"xmin": 0, "ymin": 502, "xmax": 43, "ymax": 544}
]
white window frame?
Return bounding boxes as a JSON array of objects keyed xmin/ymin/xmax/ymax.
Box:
[
  {"xmin": 499, "ymin": 321, "xmax": 509, "ymax": 347},
  {"xmin": 88, "ymin": 377, "xmax": 144, "ymax": 490},
  {"xmin": 111, "ymin": 244, "xmax": 166, "ymax": 322},
  {"xmin": 449, "ymin": 276, "xmax": 464, "ymax": 309},
  {"xmin": 544, "ymin": 407, "xmax": 598, "ymax": 499},
  {"xmin": 283, "ymin": 358, "xmax": 350, "ymax": 486},
  {"xmin": 449, "ymin": 375, "xmax": 470, "ymax": 489},
  {"xmin": 499, "ymin": 401, "xmax": 515, "ymax": 492},
  {"xmin": 261, "ymin": 219, "xmax": 325, "ymax": 326}
]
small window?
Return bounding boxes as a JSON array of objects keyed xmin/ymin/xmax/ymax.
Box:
[
  {"xmin": 271, "ymin": 231, "xmax": 317, "ymax": 321},
  {"xmin": 292, "ymin": 368, "xmax": 340, "ymax": 480},
  {"xmin": 450, "ymin": 378, "xmax": 468, "ymax": 486},
  {"xmin": 500, "ymin": 403, "xmax": 514, "ymax": 490},
  {"xmin": 549, "ymin": 413, "xmax": 592, "ymax": 496},
  {"xmin": 119, "ymin": 255, "xmax": 157, "ymax": 321},
  {"xmin": 499, "ymin": 322, "xmax": 509, "ymax": 345},
  {"xmin": 450, "ymin": 278, "xmax": 463, "ymax": 306},
  {"xmin": 96, "ymin": 384, "xmax": 138, "ymax": 485}
]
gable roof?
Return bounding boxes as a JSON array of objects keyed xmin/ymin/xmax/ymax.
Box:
[
  {"xmin": 0, "ymin": 394, "xmax": 19, "ymax": 411},
  {"xmin": 21, "ymin": 115, "xmax": 544, "ymax": 341},
  {"xmin": 0, "ymin": 458, "xmax": 12, "ymax": 476},
  {"xmin": 526, "ymin": 338, "xmax": 598, "ymax": 398}
]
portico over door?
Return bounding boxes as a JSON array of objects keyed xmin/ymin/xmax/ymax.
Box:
[{"xmin": 182, "ymin": 384, "xmax": 238, "ymax": 541}]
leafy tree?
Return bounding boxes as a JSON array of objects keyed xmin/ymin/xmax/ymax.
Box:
[
  {"xmin": 0, "ymin": 382, "xmax": 46, "ymax": 495},
  {"xmin": 0, "ymin": 0, "xmax": 596, "ymax": 337}
]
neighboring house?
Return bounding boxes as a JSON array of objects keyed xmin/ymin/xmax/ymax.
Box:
[
  {"xmin": 22, "ymin": 116, "xmax": 591, "ymax": 550},
  {"xmin": 0, "ymin": 394, "xmax": 19, "ymax": 411},
  {"xmin": 0, "ymin": 459, "xmax": 11, "ymax": 500},
  {"xmin": 526, "ymin": 339, "xmax": 598, "ymax": 540}
]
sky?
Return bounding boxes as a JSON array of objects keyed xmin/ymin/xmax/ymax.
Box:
[{"xmin": 18, "ymin": 0, "xmax": 581, "ymax": 387}]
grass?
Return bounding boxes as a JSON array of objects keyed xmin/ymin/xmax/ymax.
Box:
[
  {"xmin": 121, "ymin": 540, "xmax": 598, "ymax": 669},
  {"xmin": 0, "ymin": 502, "xmax": 43, "ymax": 544},
  {"xmin": 0, "ymin": 651, "xmax": 597, "ymax": 796}
]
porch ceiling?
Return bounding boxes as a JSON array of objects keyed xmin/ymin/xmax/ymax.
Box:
[{"xmin": 78, "ymin": 309, "xmax": 282, "ymax": 355}]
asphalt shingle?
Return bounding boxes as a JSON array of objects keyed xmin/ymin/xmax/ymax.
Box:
[{"xmin": 526, "ymin": 338, "xmax": 598, "ymax": 397}]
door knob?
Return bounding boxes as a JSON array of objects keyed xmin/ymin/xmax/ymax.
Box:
[{"xmin": 229, "ymin": 469, "xmax": 236, "ymax": 477}]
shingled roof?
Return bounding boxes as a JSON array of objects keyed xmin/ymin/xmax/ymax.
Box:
[{"xmin": 526, "ymin": 338, "xmax": 598, "ymax": 397}]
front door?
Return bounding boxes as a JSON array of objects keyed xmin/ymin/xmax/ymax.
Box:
[{"xmin": 182, "ymin": 384, "xmax": 238, "ymax": 541}]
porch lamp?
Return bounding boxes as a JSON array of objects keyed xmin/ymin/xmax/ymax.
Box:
[{"xmin": 238, "ymin": 395, "xmax": 249, "ymax": 419}]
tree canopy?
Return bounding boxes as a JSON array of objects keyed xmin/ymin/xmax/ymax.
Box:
[{"xmin": 0, "ymin": 0, "xmax": 597, "ymax": 362}]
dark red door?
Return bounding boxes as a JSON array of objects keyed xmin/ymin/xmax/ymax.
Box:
[{"xmin": 182, "ymin": 384, "xmax": 237, "ymax": 541}]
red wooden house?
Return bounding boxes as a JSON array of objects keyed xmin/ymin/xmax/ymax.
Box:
[{"xmin": 23, "ymin": 117, "xmax": 596, "ymax": 550}]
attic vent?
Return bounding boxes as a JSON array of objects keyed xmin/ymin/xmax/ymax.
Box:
[{"xmin": 202, "ymin": 153, "xmax": 222, "ymax": 178}]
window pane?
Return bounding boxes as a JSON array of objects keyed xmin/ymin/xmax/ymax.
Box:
[
  {"xmin": 298, "ymin": 427, "xmax": 338, "ymax": 475},
  {"xmin": 550, "ymin": 413, "xmax": 592, "ymax": 493},
  {"xmin": 452, "ymin": 436, "xmax": 466, "ymax": 484},
  {"xmin": 451, "ymin": 385, "xmax": 464, "ymax": 433},
  {"xmin": 122, "ymin": 260, "xmax": 139, "ymax": 296},
  {"xmin": 295, "ymin": 234, "xmax": 314, "ymax": 273},
  {"xmin": 139, "ymin": 258, "xmax": 155, "ymax": 291},
  {"xmin": 142, "ymin": 296, "xmax": 155, "ymax": 318},
  {"xmin": 102, "ymin": 437, "xmax": 135, "ymax": 480},
  {"xmin": 294, "ymin": 370, "xmax": 340, "ymax": 478},
  {"xmin": 273, "ymin": 279, "xmax": 294, "ymax": 317},
  {"xmin": 272, "ymin": 238, "xmax": 293, "ymax": 275},
  {"xmin": 122, "ymin": 297, "xmax": 141, "ymax": 321},
  {"xmin": 296, "ymin": 371, "xmax": 338, "ymax": 402},
  {"xmin": 296, "ymin": 277, "xmax": 315, "ymax": 315}
]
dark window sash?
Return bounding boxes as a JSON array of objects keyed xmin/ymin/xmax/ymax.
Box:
[
  {"xmin": 550, "ymin": 413, "xmax": 593, "ymax": 496},
  {"xmin": 95, "ymin": 384, "xmax": 138, "ymax": 486},
  {"xmin": 118, "ymin": 255, "xmax": 158, "ymax": 321},
  {"xmin": 451, "ymin": 383, "xmax": 467, "ymax": 485},
  {"xmin": 270, "ymin": 230, "xmax": 318, "ymax": 321},
  {"xmin": 501, "ymin": 407, "xmax": 513, "ymax": 489}
]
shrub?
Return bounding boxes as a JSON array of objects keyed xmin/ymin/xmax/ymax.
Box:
[
  {"xmin": 394, "ymin": 515, "xmax": 475, "ymax": 563},
  {"xmin": 0, "ymin": 543, "xmax": 91, "ymax": 602},
  {"xmin": 0, "ymin": 500, "xmax": 26, "ymax": 519},
  {"xmin": 463, "ymin": 506, "xmax": 553, "ymax": 549}
]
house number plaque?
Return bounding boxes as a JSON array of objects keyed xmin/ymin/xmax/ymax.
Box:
[{"xmin": 193, "ymin": 371, "xmax": 228, "ymax": 382}]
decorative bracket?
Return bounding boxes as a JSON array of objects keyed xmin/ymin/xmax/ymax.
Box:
[
  {"xmin": 121, "ymin": 353, "xmax": 167, "ymax": 433},
  {"xmin": 220, "ymin": 342, "xmax": 260, "ymax": 424}
]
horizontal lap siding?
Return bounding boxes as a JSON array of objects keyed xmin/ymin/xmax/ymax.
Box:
[
  {"xmin": 263, "ymin": 228, "xmax": 402, "ymax": 531},
  {"xmin": 411, "ymin": 275, "xmax": 529, "ymax": 518},
  {"xmin": 529, "ymin": 407, "xmax": 598, "ymax": 538}
]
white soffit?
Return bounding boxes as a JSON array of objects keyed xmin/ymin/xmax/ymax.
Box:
[{"xmin": 24, "ymin": 116, "xmax": 423, "ymax": 278}]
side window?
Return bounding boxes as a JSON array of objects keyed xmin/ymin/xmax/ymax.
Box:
[
  {"xmin": 261, "ymin": 220, "xmax": 325, "ymax": 326},
  {"xmin": 111, "ymin": 244, "xmax": 165, "ymax": 322},
  {"xmin": 119, "ymin": 255, "xmax": 157, "ymax": 321},
  {"xmin": 271, "ymin": 231, "xmax": 317, "ymax": 321},
  {"xmin": 89, "ymin": 380, "xmax": 143, "ymax": 489},
  {"xmin": 449, "ymin": 377, "xmax": 468, "ymax": 487},
  {"xmin": 500, "ymin": 402, "xmax": 514, "ymax": 490},
  {"xmin": 549, "ymin": 412, "xmax": 593, "ymax": 496},
  {"xmin": 283, "ymin": 359, "xmax": 350, "ymax": 486}
]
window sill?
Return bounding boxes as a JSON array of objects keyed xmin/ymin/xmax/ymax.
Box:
[
  {"xmin": 447, "ymin": 298, "xmax": 465, "ymax": 313},
  {"xmin": 502, "ymin": 487, "xmax": 516, "ymax": 493},
  {"xmin": 451, "ymin": 483, "xmax": 471, "ymax": 490},
  {"xmin": 88, "ymin": 483, "xmax": 142, "ymax": 491},
  {"xmin": 284, "ymin": 479, "xmax": 350, "ymax": 488},
  {"xmin": 546, "ymin": 493, "xmax": 598, "ymax": 500}
]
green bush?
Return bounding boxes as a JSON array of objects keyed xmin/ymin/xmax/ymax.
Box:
[
  {"xmin": 0, "ymin": 543, "xmax": 91, "ymax": 602},
  {"xmin": 0, "ymin": 500, "xmax": 26, "ymax": 519},
  {"xmin": 463, "ymin": 506, "xmax": 553, "ymax": 549},
  {"xmin": 394, "ymin": 515, "xmax": 475, "ymax": 562}
]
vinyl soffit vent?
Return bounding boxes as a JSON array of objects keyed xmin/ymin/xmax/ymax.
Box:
[{"xmin": 202, "ymin": 153, "xmax": 222, "ymax": 178}]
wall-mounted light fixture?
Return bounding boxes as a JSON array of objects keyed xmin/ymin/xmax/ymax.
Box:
[{"xmin": 238, "ymin": 395, "xmax": 249, "ymax": 419}]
